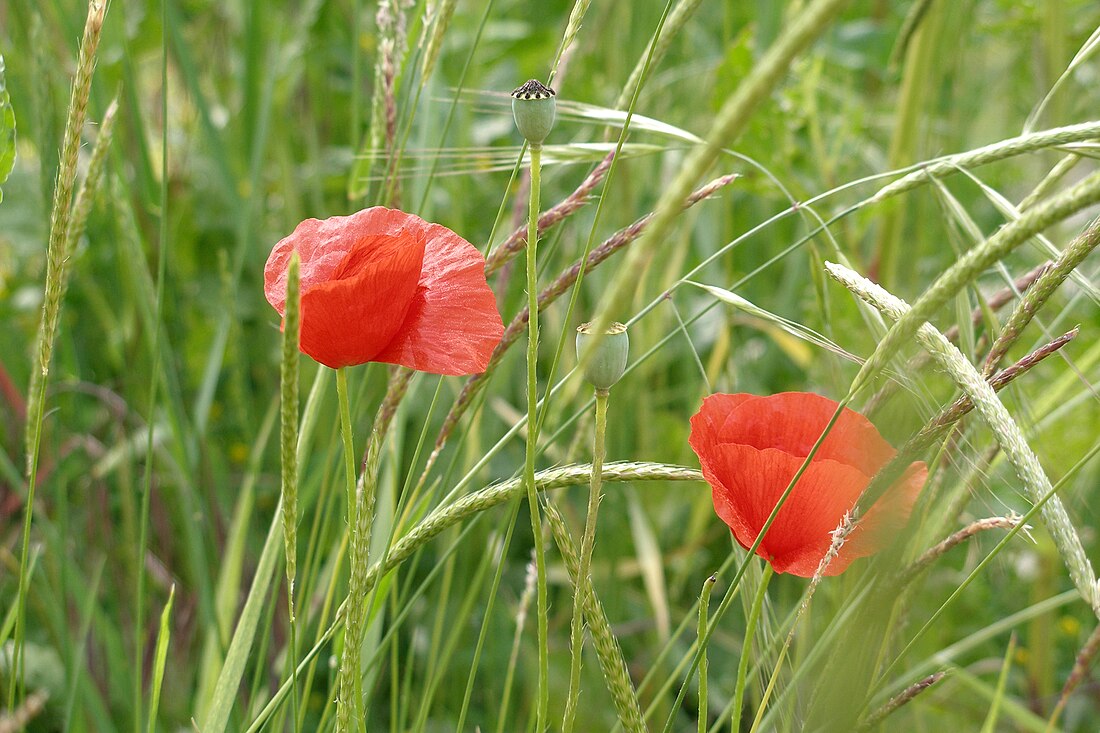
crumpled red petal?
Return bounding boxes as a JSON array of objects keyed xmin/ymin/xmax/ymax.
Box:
[
  {"xmin": 299, "ymin": 235, "xmax": 426, "ymax": 368},
  {"xmin": 688, "ymin": 392, "xmax": 927, "ymax": 577},
  {"xmin": 264, "ymin": 207, "xmax": 503, "ymax": 374},
  {"xmin": 265, "ymin": 208, "xmax": 428, "ymax": 316},
  {"xmin": 707, "ymin": 392, "xmax": 896, "ymax": 476},
  {"xmin": 371, "ymin": 217, "xmax": 504, "ymax": 375},
  {"xmin": 696, "ymin": 442, "xmax": 873, "ymax": 576}
]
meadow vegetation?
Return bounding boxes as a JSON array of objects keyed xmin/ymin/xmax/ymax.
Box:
[{"xmin": 2, "ymin": 0, "xmax": 1100, "ymax": 730}]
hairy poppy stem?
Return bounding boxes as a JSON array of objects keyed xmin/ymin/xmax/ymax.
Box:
[
  {"xmin": 732, "ymin": 563, "xmax": 773, "ymax": 728},
  {"xmin": 336, "ymin": 375, "xmax": 397, "ymax": 732},
  {"xmin": 336, "ymin": 368, "xmax": 357, "ymax": 529},
  {"xmin": 563, "ymin": 388, "xmax": 610, "ymax": 732},
  {"xmin": 523, "ymin": 142, "xmax": 550, "ymax": 729},
  {"xmin": 334, "ymin": 367, "xmax": 361, "ymax": 731}
]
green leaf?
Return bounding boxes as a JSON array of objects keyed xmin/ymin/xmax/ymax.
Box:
[
  {"xmin": 0, "ymin": 53, "xmax": 16, "ymax": 203},
  {"xmin": 147, "ymin": 586, "xmax": 176, "ymax": 733}
]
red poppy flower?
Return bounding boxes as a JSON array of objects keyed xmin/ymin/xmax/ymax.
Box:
[
  {"xmin": 689, "ymin": 392, "xmax": 927, "ymax": 577},
  {"xmin": 264, "ymin": 207, "xmax": 504, "ymax": 374}
]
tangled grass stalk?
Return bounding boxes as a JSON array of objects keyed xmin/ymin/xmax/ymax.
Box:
[
  {"xmin": 545, "ymin": 502, "xmax": 647, "ymax": 733},
  {"xmin": 827, "ymin": 261, "xmax": 1099, "ymax": 615},
  {"xmin": 848, "ymin": 169, "xmax": 1100, "ymax": 397},
  {"xmin": 241, "ymin": 462, "xmax": 701, "ymax": 733}
]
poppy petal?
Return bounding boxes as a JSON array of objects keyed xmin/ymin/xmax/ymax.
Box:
[
  {"xmin": 706, "ymin": 392, "xmax": 897, "ymax": 475},
  {"xmin": 371, "ymin": 219, "xmax": 504, "ymax": 375},
  {"xmin": 690, "ymin": 393, "xmax": 756, "ymax": 447},
  {"xmin": 693, "ymin": 442, "xmax": 876, "ymax": 577},
  {"xmin": 844, "ymin": 460, "xmax": 928, "ymax": 557},
  {"xmin": 264, "ymin": 207, "xmax": 428, "ymax": 315},
  {"xmin": 298, "ymin": 236, "xmax": 426, "ymax": 369}
]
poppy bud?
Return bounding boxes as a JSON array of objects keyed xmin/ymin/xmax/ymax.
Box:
[
  {"xmin": 511, "ymin": 79, "xmax": 556, "ymax": 147},
  {"xmin": 576, "ymin": 322, "xmax": 628, "ymax": 391}
]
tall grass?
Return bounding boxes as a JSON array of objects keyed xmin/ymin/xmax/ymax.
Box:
[{"xmin": 2, "ymin": 1, "xmax": 1100, "ymax": 731}]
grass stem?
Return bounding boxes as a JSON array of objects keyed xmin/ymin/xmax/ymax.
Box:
[
  {"xmin": 13, "ymin": 0, "xmax": 107, "ymax": 712},
  {"xmin": 334, "ymin": 366, "xmax": 361, "ymax": 731},
  {"xmin": 697, "ymin": 574, "xmax": 716, "ymax": 733},
  {"xmin": 732, "ymin": 564, "xmax": 773, "ymax": 729}
]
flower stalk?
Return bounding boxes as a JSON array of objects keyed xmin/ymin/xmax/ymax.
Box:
[
  {"xmin": 328, "ymin": 366, "xmax": 407, "ymax": 732},
  {"xmin": 563, "ymin": 388, "xmax": 609, "ymax": 732},
  {"xmin": 336, "ymin": 368, "xmax": 358, "ymax": 529},
  {"xmin": 564, "ymin": 322, "xmax": 629, "ymax": 728},
  {"xmin": 513, "ymin": 78, "xmax": 556, "ymax": 730},
  {"xmin": 525, "ymin": 140, "xmax": 550, "ymax": 730}
]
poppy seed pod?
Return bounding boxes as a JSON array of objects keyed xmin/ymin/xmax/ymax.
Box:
[
  {"xmin": 511, "ymin": 79, "xmax": 556, "ymax": 147},
  {"xmin": 576, "ymin": 322, "xmax": 628, "ymax": 391}
]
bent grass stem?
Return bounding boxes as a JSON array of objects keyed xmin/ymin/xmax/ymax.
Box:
[{"xmin": 698, "ymin": 574, "xmax": 716, "ymax": 733}]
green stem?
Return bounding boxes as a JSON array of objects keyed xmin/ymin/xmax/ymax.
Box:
[
  {"xmin": 334, "ymin": 366, "xmax": 361, "ymax": 732},
  {"xmin": 732, "ymin": 564, "xmax": 774, "ymax": 729},
  {"xmin": 563, "ymin": 388, "xmax": 610, "ymax": 732},
  {"xmin": 698, "ymin": 574, "xmax": 716, "ymax": 733},
  {"xmin": 135, "ymin": 21, "xmax": 169, "ymax": 723},
  {"xmin": 524, "ymin": 143, "xmax": 549, "ymax": 730},
  {"xmin": 545, "ymin": 503, "xmax": 646, "ymax": 732},
  {"xmin": 336, "ymin": 367, "xmax": 357, "ymax": 529}
]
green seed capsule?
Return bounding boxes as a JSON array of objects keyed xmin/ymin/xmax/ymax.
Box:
[
  {"xmin": 511, "ymin": 79, "xmax": 556, "ymax": 147},
  {"xmin": 576, "ymin": 322, "xmax": 629, "ymax": 391}
]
